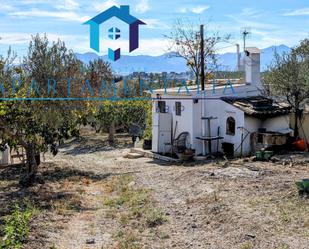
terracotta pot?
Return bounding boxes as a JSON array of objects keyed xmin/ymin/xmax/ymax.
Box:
[{"xmin": 293, "ymin": 139, "xmax": 307, "ymax": 151}]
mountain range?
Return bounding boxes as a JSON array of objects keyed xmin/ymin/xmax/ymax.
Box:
[{"xmin": 76, "ymin": 45, "xmax": 291, "ymax": 75}]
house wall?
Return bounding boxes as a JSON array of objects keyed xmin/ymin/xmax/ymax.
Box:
[
  {"xmin": 262, "ymin": 116, "xmax": 290, "ymax": 133},
  {"xmin": 152, "ymin": 96, "xmax": 195, "ymax": 149},
  {"xmin": 151, "ymin": 83, "xmax": 257, "ymax": 155},
  {"xmin": 152, "ymin": 94, "xmax": 291, "ymax": 157},
  {"xmin": 243, "ymin": 115, "xmax": 291, "ymax": 156},
  {"xmin": 243, "ymin": 116, "xmax": 262, "ymax": 156},
  {"xmin": 202, "ymin": 99, "xmax": 245, "ymax": 156}
]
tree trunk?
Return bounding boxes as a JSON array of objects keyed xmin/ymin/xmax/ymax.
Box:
[
  {"xmin": 294, "ymin": 109, "xmax": 300, "ymax": 139},
  {"xmin": 20, "ymin": 143, "xmax": 38, "ymax": 186},
  {"xmin": 108, "ymin": 122, "xmax": 115, "ymax": 144}
]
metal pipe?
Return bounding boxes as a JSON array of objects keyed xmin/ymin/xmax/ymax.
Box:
[{"xmin": 200, "ymin": 25, "xmax": 205, "ymax": 91}]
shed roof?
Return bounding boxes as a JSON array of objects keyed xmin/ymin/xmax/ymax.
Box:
[
  {"xmin": 245, "ymin": 47, "xmax": 261, "ymax": 54},
  {"xmin": 221, "ymin": 96, "xmax": 291, "ymax": 118}
]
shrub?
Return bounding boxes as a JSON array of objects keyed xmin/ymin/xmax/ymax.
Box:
[
  {"xmin": 295, "ymin": 179, "xmax": 309, "ymax": 196},
  {"xmin": 0, "ymin": 204, "xmax": 33, "ymax": 249}
]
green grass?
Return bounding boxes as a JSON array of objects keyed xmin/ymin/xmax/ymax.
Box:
[
  {"xmin": 144, "ymin": 208, "xmax": 167, "ymax": 228},
  {"xmin": 113, "ymin": 230, "xmax": 141, "ymax": 249},
  {"xmin": 239, "ymin": 242, "xmax": 253, "ymax": 249},
  {"xmin": 0, "ymin": 203, "xmax": 35, "ymax": 249}
]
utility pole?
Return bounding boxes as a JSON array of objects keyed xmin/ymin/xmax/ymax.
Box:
[
  {"xmin": 200, "ymin": 24, "xmax": 205, "ymax": 91},
  {"xmin": 241, "ymin": 28, "xmax": 251, "ymax": 52}
]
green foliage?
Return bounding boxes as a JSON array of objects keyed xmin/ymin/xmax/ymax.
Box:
[
  {"xmin": 144, "ymin": 208, "xmax": 167, "ymax": 228},
  {"xmin": 0, "ymin": 204, "xmax": 34, "ymax": 249},
  {"xmin": 0, "ymin": 35, "xmax": 112, "ymax": 183},
  {"xmin": 94, "ymin": 100, "xmax": 151, "ymax": 134},
  {"xmin": 295, "ymin": 179, "xmax": 309, "ymax": 196},
  {"xmin": 0, "ymin": 35, "xmax": 84, "ymax": 158},
  {"xmin": 263, "ymin": 37, "xmax": 309, "ymax": 138}
]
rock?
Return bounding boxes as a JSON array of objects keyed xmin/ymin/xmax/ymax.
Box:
[
  {"xmin": 128, "ymin": 181, "xmax": 136, "ymax": 187},
  {"xmin": 244, "ymin": 234, "xmax": 256, "ymax": 240},
  {"xmin": 123, "ymin": 153, "xmax": 144, "ymax": 159},
  {"xmin": 191, "ymin": 224, "xmax": 197, "ymax": 229},
  {"xmin": 271, "ymin": 156, "xmax": 280, "ymax": 163},
  {"xmin": 86, "ymin": 238, "xmax": 95, "ymax": 244}
]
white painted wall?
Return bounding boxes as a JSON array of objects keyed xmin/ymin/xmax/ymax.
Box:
[
  {"xmin": 263, "ymin": 116, "xmax": 290, "ymax": 133},
  {"xmin": 152, "ymin": 96, "xmax": 196, "ymax": 150},
  {"xmin": 243, "ymin": 115, "xmax": 291, "ymax": 156},
  {"xmin": 152, "ymin": 94, "xmax": 291, "ymax": 157},
  {"xmin": 204, "ymin": 99, "xmax": 245, "ymax": 156}
]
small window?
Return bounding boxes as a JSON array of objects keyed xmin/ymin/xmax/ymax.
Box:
[
  {"xmin": 226, "ymin": 117, "xmax": 236, "ymax": 135},
  {"xmin": 175, "ymin": 102, "xmax": 182, "ymax": 116},
  {"xmin": 158, "ymin": 101, "xmax": 166, "ymax": 113}
]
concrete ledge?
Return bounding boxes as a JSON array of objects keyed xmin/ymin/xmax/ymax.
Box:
[{"xmin": 130, "ymin": 148, "xmax": 180, "ymax": 163}]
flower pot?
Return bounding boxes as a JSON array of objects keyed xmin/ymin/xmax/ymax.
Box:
[{"xmin": 143, "ymin": 139, "xmax": 152, "ymax": 150}]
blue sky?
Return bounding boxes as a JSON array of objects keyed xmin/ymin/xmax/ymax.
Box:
[{"xmin": 0, "ymin": 0, "xmax": 308, "ymax": 57}]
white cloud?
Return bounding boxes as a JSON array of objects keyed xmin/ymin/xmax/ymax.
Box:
[
  {"xmin": 0, "ymin": 32, "xmax": 77, "ymax": 45},
  {"xmin": 283, "ymin": 8, "xmax": 309, "ymax": 16},
  {"xmin": 136, "ymin": 38, "xmax": 169, "ymax": 55},
  {"xmin": 178, "ymin": 8, "xmax": 187, "ymax": 13},
  {"xmin": 0, "ymin": 4, "xmax": 15, "ymax": 12},
  {"xmin": 135, "ymin": 0, "xmax": 150, "ymax": 14},
  {"xmin": 56, "ymin": 0, "xmax": 79, "ymax": 11},
  {"xmin": 9, "ymin": 9, "xmax": 89, "ymax": 22},
  {"xmin": 143, "ymin": 19, "xmax": 170, "ymax": 29},
  {"xmin": 17, "ymin": 0, "xmax": 79, "ymax": 11},
  {"xmin": 177, "ymin": 5, "xmax": 210, "ymax": 14},
  {"xmin": 94, "ymin": 0, "xmax": 119, "ymax": 12},
  {"xmin": 240, "ymin": 8, "xmax": 261, "ymax": 18},
  {"xmin": 191, "ymin": 5, "xmax": 210, "ymax": 14}
]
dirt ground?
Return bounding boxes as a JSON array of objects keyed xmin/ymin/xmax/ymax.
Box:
[{"xmin": 1, "ymin": 134, "xmax": 309, "ymax": 249}]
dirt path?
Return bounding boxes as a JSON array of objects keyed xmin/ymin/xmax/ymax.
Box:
[{"xmin": 23, "ymin": 136, "xmax": 309, "ymax": 249}]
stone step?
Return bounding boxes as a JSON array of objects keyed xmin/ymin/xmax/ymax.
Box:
[{"xmin": 124, "ymin": 153, "xmax": 144, "ymax": 159}]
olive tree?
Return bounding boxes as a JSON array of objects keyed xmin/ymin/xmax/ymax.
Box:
[
  {"xmin": 0, "ymin": 35, "xmax": 84, "ymax": 186},
  {"xmin": 263, "ymin": 38, "xmax": 309, "ymax": 138}
]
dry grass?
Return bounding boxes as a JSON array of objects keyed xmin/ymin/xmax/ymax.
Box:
[{"xmin": 103, "ymin": 175, "xmax": 167, "ymax": 247}]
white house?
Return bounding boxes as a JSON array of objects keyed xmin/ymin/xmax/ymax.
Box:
[{"xmin": 151, "ymin": 48, "xmax": 291, "ymax": 157}]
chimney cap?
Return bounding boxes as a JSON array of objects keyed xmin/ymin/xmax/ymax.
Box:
[{"xmin": 245, "ymin": 47, "xmax": 260, "ymax": 54}]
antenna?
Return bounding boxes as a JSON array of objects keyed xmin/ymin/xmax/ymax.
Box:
[{"xmin": 241, "ymin": 27, "xmax": 251, "ymax": 52}]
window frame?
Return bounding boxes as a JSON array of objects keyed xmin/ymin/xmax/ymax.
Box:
[
  {"xmin": 157, "ymin": 101, "xmax": 166, "ymax": 113},
  {"xmin": 226, "ymin": 116, "xmax": 236, "ymax": 136},
  {"xmin": 175, "ymin": 102, "xmax": 182, "ymax": 116}
]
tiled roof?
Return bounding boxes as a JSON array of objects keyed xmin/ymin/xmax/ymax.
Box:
[{"xmin": 221, "ymin": 96, "xmax": 291, "ymax": 118}]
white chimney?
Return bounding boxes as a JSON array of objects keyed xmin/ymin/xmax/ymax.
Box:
[
  {"xmin": 245, "ymin": 47, "xmax": 262, "ymax": 90},
  {"xmin": 236, "ymin": 44, "xmax": 241, "ymax": 71}
]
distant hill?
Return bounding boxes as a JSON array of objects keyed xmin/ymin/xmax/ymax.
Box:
[{"xmin": 76, "ymin": 44, "xmax": 291, "ymax": 74}]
